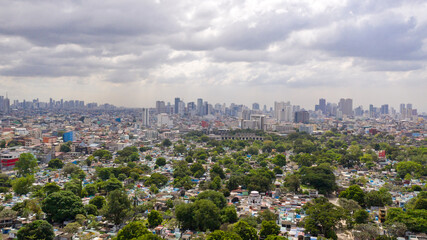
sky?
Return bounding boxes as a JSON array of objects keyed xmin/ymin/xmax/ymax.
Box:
[{"xmin": 1, "ymin": 0, "xmax": 427, "ymax": 112}]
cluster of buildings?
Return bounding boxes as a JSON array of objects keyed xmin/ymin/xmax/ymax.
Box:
[{"xmin": 0, "ymin": 96, "xmax": 426, "ymax": 239}]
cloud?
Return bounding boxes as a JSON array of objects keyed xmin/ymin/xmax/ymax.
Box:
[{"xmin": 0, "ymin": 0, "xmax": 426, "ymax": 111}]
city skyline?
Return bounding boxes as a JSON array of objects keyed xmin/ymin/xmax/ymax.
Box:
[
  {"xmin": 1, "ymin": 0, "xmax": 427, "ymax": 111},
  {"xmin": 1, "ymin": 93, "xmax": 423, "ymax": 115}
]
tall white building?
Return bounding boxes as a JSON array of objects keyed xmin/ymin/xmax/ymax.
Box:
[
  {"xmin": 275, "ymin": 101, "xmax": 293, "ymax": 122},
  {"xmin": 142, "ymin": 108, "xmax": 150, "ymax": 127}
]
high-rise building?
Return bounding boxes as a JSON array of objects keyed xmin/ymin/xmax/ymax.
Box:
[
  {"xmin": 142, "ymin": 108, "xmax": 150, "ymax": 127},
  {"xmin": 319, "ymin": 98, "xmax": 326, "ymax": 114},
  {"xmin": 354, "ymin": 106, "xmax": 363, "ymax": 116},
  {"xmin": 197, "ymin": 98, "xmax": 203, "ymax": 116},
  {"xmin": 174, "ymin": 97, "xmax": 180, "ymax": 114},
  {"xmin": 252, "ymin": 103, "xmax": 260, "ymax": 110},
  {"xmin": 274, "ymin": 101, "xmax": 293, "ymax": 122},
  {"xmin": 156, "ymin": 101, "xmax": 166, "ymax": 114},
  {"xmin": 63, "ymin": 131, "xmax": 75, "ymax": 142},
  {"xmin": 406, "ymin": 103, "xmax": 413, "ymax": 118},
  {"xmin": 0, "ymin": 96, "xmax": 4, "ymax": 112},
  {"xmin": 400, "ymin": 103, "xmax": 406, "ymax": 118},
  {"xmin": 338, "ymin": 98, "xmax": 353, "ymax": 116},
  {"xmin": 380, "ymin": 104, "xmax": 389, "ymax": 115},
  {"xmin": 294, "ymin": 111, "xmax": 309, "ymax": 124}
]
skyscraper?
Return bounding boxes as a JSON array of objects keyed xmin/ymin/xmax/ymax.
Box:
[
  {"xmin": 252, "ymin": 103, "xmax": 260, "ymax": 110},
  {"xmin": 156, "ymin": 101, "xmax": 166, "ymax": 114},
  {"xmin": 142, "ymin": 108, "xmax": 150, "ymax": 127},
  {"xmin": 294, "ymin": 111, "xmax": 309, "ymax": 124},
  {"xmin": 319, "ymin": 98, "xmax": 326, "ymax": 114},
  {"xmin": 380, "ymin": 104, "xmax": 389, "ymax": 115},
  {"xmin": 174, "ymin": 97, "xmax": 180, "ymax": 114},
  {"xmin": 338, "ymin": 98, "xmax": 353, "ymax": 116},
  {"xmin": 197, "ymin": 98, "xmax": 203, "ymax": 116}
]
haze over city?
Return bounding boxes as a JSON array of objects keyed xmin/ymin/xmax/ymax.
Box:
[{"xmin": 1, "ymin": 0, "xmax": 427, "ymax": 111}]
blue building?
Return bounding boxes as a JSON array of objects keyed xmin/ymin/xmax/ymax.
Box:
[{"xmin": 63, "ymin": 131, "xmax": 74, "ymax": 142}]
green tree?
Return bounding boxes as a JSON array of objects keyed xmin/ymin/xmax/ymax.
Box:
[
  {"xmin": 175, "ymin": 200, "xmax": 221, "ymax": 231},
  {"xmin": 64, "ymin": 179, "xmax": 82, "ymax": 196},
  {"xmin": 42, "ymin": 182, "xmax": 61, "ymax": 196},
  {"xmin": 174, "ymin": 145, "xmax": 186, "ymax": 154},
  {"xmin": 145, "ymin": 173, "xmax": 168, "ymax": 188},
  {"xmin": 303, "ymin": 197, "xmax": 343, "ymax": 239},
  {"xmin": 116, "ymin": 221, "xmax": 149, "ymax": 240},
  {"xmin": 396, "ymin": 161, "xmax": 424, "ymax": 178},
  {"xmin": 190, "ymin": 162, "xmax": 205, "ymax": 177},
  {"xmin": 17, "ymin": 220, "xmax": 54, "ymax": 240},
  {"xmin": 207, "ymin": 230, "xmax": 243, "ymax": 240},
  {"xmin": 175, "ymin": 203, "xmax": 196, "ymax": 230},
  {"xmin": 273, "ymin": 154, "xmax": 286, "ymax": 167},
  {"xmin": 15, "ymin": 153, "xmax": 37, "ymax": 176},
  {"xmin": 48, "ymin": 158, "xmax": 64, "ymax": 169},
  {"xmin": 63, "ymin": 163, "xmax": 81, "ymax": 176},
  {"xmin": 64, "ymin": 222, "xmax": 81, "ymax": 234},
  {"xmin": 197, "ymin": 190, "xmax": 227, "ymax": 209},
  {"xmin": 232, "ymin": 220, "xmax": 258, "ymax": 240},
  {"xmin": 354, "ymin": 209, "xmax": 369, "ymax": 224},
  {"xmin": 259, "ymin": 220, "xmax": 280, "ymax": 238},
  {"xmin": 194, "ymin": 199, "xmax": 221, "ymax": 231},
  {"xmin": 60, "ymin": 142, "xmax": 71, "ymax": 152},
  {"xmin": 12, "ymin": 175, "xmax": 35, "ymax": 195},
  {"xmin": 84, "ymin": 184, "xmax": 97, "ymax": 196},
  {"xmin": 221, "ymin": 206, "xmax": 238, "ymax": 223},
  {"xmin": 84, "ymin": 204, "xmax": 98, "ymax": 216},
  {"xmin": 265, "ymin": 236, "xmax": 288, "ymax": 240},
  {"xmin": 162, "ymin": 139, "xmax": 172, "ymax": 147},
  {"xmin": 89, "ymin": 196, "xmax": 106, "ymax": 209},
  {"xmin": 299, "ymin": 164, "xmax": 336, "ymax": 195},
  {"xmin": 283, "ymin": 174, "xmax": 300, "ymax": 193},
  {"xmin": 211, "ymin": 164, "xmax": 225, "ymax": 179},
  {"xmin": 258, "ymin": 209, "xmax": 278, "ymax": 223},
  {"xmin": 42, "ymin": 190, "xmax": 84, "ymax": 223},
  {"xmin": 365, "ymin": 188, "xmax": 392, "ymax": 207},
  {"xmin": 104, "ymin": 189, "xmax": 131, "ymax": 225},
  {"xmin": 133, "ymin": 233, "xmax": 163, "ymax": 240},
  {"xmin": 155, "ymin": 157, "xmax": 167, "ymax": 166},
  {"xmin": 339, "ymin": 185, "xmax": 366, "ymax": 206},
  {"xmin": 148, "ymin": 210, "xmax": 163, "ymax": 227}
]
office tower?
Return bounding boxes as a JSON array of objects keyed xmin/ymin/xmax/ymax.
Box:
[
  {"xmin": 338, "ymin": 98, "xmax": 353, "ymax": 116},
  {"xmin": 63, "ymin": 131, "xmax": 75, "ymax": 142},
  {"xmin": 369, "ymin": 104, "xmax": 374, "ymax": 118},
  {"xmin": 187, "ymin": 102, "xmax": 196, "ymax": 111},
  {"xmin": 156, "ymin": 101, "xmax": 166, "ymax": 114},
  {"xmin": 400, "ymin": 103, "xmax": 406, "ymax": 118},
  {"xmin": 4, "ymin": 97, "xmax": 10, "ymax": 113},
  {"xmin": 203, "ymin": 101, "xmax": 209, "ymax": 115},
  {"xmin": 252, "ymin": 103, "xmax": 260, "ymax": 110},
  {"xmin": 274, "ymin": 101, "xmax": 293, "ymax": 122},
  {"xmin": 250, "ymin": 115, "xmax": 266, "ymax": 130},
  {"xmin": 0, "ymin": 96, "xmax": 3, "ymax": 112},
  {"xmin": 380, "ymin": 104, "xmax": 389, "ymax": 115},
  {"xmin": 294, "ymin": 111, "xmax": 309, "ymax": 124},
  {"xmin": 174, "ymin": 98, "xmax": 180, "ymax": 114},
  {"xmin": 240, "ymin": 109, "xmax": 251, "ymax": 120},
  {"xmin": 406, "ymin": 103, "xmax": 413, "ymax": 118},
  {"xmin": 142, "ymin": 108, "xmax": 150, "ymax": 127},
  {"xmin": 354, "ymin": 106, "xmax": 363, "ymax": 116},
  {"xmin": 319, "ymin": 98, "xmax": 326, "ymax": 114},
  {"xmin": 197, "ymin": 98, "xmax": 203, "ymax": 116},
  {"xmin": 178, "ymin": 101, "xmax": 185, "ymax": 115}
]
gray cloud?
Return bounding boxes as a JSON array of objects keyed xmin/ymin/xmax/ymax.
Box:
[{"xmin": 0, "ymin": 0, "xmax": 427, "ymax": 111}]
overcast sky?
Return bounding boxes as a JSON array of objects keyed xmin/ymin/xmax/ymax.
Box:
[{"xmin": 1, "ymin": 0, "xmax": 426, "ymax": 112}]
